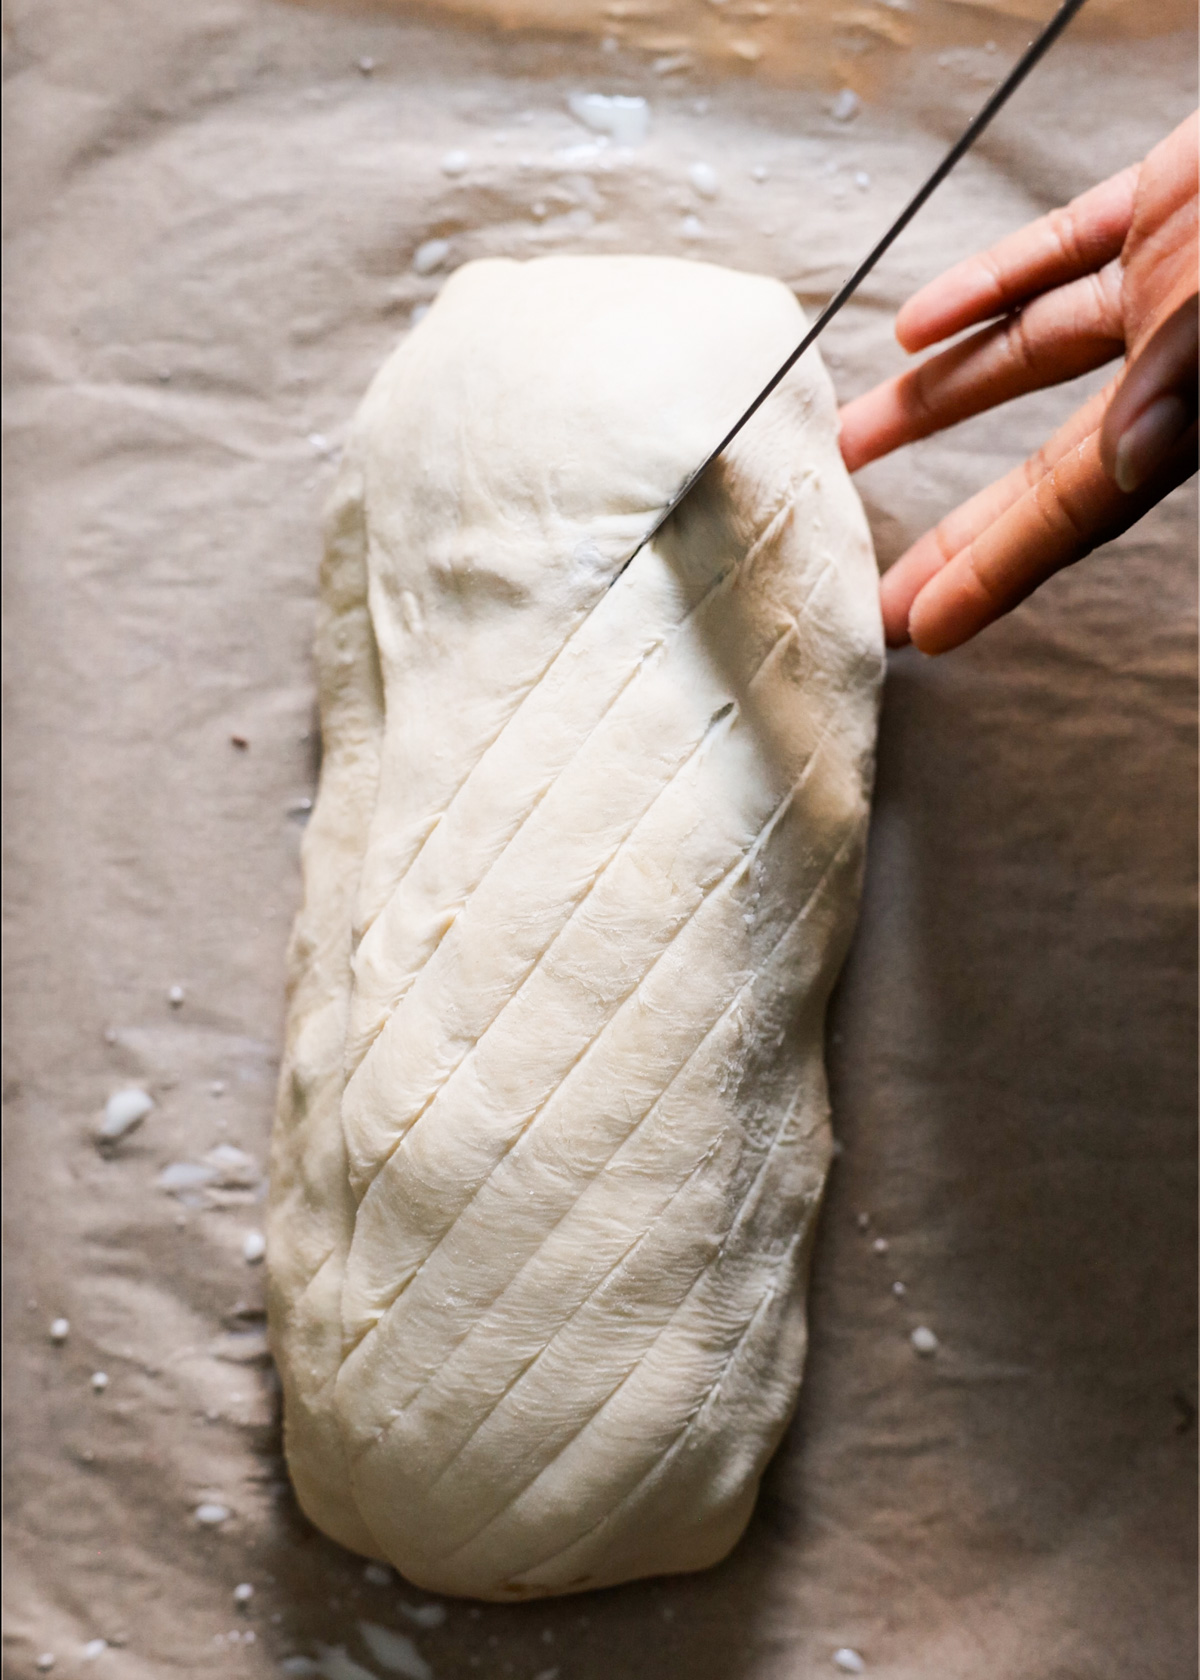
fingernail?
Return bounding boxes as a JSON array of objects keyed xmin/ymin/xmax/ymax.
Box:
[{"xmin": 1113, "ymin": 394, "xmax": 1191, "ymax": 494}]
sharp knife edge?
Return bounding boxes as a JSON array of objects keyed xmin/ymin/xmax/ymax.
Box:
[{"xmin": 614, "ymin": 0, "xmax": 1091, "ymax": 578}]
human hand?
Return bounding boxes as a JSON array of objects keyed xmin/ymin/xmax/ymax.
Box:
[{"xmin": 838, "ymin": 112, "xmax": 1198, "ymax": 654}]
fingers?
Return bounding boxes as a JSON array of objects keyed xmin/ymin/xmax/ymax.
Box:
[
  {"xmin": 840, "ymin": 262, "xmax": 1125, "ymax": 472},
  {"xmin": 879, "ymin": 385, "xmax": 1112, "ymax": 645},
  {"xmin": 1102, "ymin": 293, "xmax": 1199, "ymax": 491},
  {"xmin": 895, "ymin": 165, "xmax": 1138, "ymax": 353},
  {"xmin": 882, "ymin": 381, "xmax": 1197, "ymax": 655}
]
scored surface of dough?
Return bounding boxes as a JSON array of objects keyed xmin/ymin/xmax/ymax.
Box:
[{"xmin": 267, "ymin": 254, "xmax": 884, "ymax": 1599}]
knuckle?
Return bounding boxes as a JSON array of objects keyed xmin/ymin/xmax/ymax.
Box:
[
  {"xmin": 1037, "ymin": 457, "xmax": 1090, "ymax": 546},
  {"xmin": 978, "ymin": 251, "xmax": 1008, "ymax": 313},
  {"xmin": 907, "ymin": 358, "xmax": 941, "ymax": 426},
  {"xmin": 965, "ymin": 547, "xmax": 1008, "ymax": 610},
  {"xmin": 1024, "ymin": 443, "xmax": 1049, "ymax": 490},
  {"xmin": 1048, "ymin": 205, "xmax": 1084, "ymax": 270},
  {"xmin": 1008, "ymin": 309, "xmax": 1036, "ymax": 373}
]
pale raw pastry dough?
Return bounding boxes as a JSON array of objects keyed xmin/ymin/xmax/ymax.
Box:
[{"xmin": 267, "ymin": 254, "xmax": 884, "ymax": 1600}]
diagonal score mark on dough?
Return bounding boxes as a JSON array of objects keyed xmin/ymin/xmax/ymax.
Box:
[
  {"xmin": 416, "ymin": 828, "xmax": 857, "ymax": 1565},
  {"xmin": 348, "ymin": 479, "xmax": 803, "ymax": 974},
  {"xmin": 384, "ymin": 1027, "xmax": 826, "ymax": 1502},
  {"xmin": 343, "ymin": 596, "xmax": 854, "ymax": 1357},
  {"xmin": 344, "ymin": 486, "xmax": 808, "ymax": 1076},
  {"xmin": 341, "ymin": 700, "xmax": 754, "ymax": 1351},
  {"xmin": 398, "ymin": 1140, "xmax": 726, "ymax": 1493},
  {"xmin": 343, "ymin": 645, "xmax": 851, "ymax": 1359},
  {"xmin": 346, "ymin": 691, "xmax": 741, "ymax": 1209},
  {"xmin": 506, "ymin": 1062, "xmax": 835, "ymax": 1583},
  {"xmin": 346, "ymin": 847, "xmax": 835, "ymax": 1518},
  {"xmin": 343, "ymin": 562, "xmax": 716, "ymax": 1077},
  {"xmin": 288, "ymin": 1241, "xmax": 341, "ymax": 1322},
  {"xmin": 346, "ymin": 536, "xmax": 838, "ymax": 1204},
  {"xmin": 346, "ymin": 813, "xmax": 854, "ymax": 1469},
  {"xmin": 510, "ymin": 1230, "xmax": 809, "ymax": 1588}
]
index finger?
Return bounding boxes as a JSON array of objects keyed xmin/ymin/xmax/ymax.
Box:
[{"xmin": 897, "ymin": 165, "xmax": 1138, "ymax": 353}]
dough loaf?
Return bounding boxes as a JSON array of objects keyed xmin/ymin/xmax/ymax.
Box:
[{"xmin": 267, "ymin": 255, "xmax": 883, "ymax": 1599}]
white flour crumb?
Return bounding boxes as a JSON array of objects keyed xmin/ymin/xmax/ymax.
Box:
[
  {"xmin": 566, "ymin": 91, "xmax": 650, "ymax": 147},
  {"xmin": 234, "ymin": 1582, "xmax": 254, "ymax": 1605},
  {"xmin": 194, "ymin": 1501, "xmax": 231, "ymax": 1525},
  {"xmin": 412, "ymin": 238, "xmax": 451, "ymax": 276},
  {"xmin": 872, "ymin": 1237, "xmax": 889, "ymax": 1255},
  {"xmin": 99, "ymin": 1087, "xmax": 154, "ymax": 1143},
  {"xmin": 833, "ymin": 1650, "xmax": 866, "ymax": 1674},
  {"xmin": 158, "ymin": 1161, "xmax": 217, "ymax": 1194},
  {"xmin": 911, "ymin": 1325, "xmax": 939, "ymax": 1356},
  {"xmin": 49, "ymin": 1317, "xmax": 70, "ymax": 1343},
  {"xmin": 831, "ymin": 88, "xmax": 860, "ymax": 121},
  {"xmin": 90, "ymin": 1371, "xmax": 108, "ymax": 1392},
  {"xmin": 242, "ymin": 1229, "xmax": 266, "ymax": 1264},
  {"xmin": 358, "ymin": 1622, "xmax": 434, "ymax": 1677},
  {"xmin": 400, "ymin": 1599, "xmax": 447, "ymax": 1628},
  {"xmin": 892, "ymin": 1280, "xmax": 906, "ymax": 1296},
  {"xmin": 36, "ymin": 1657, "xmax": 56, "ymax": 1673},
  {"xmin": 82, "ymin": 1640, "xmax": 108, "ymax": 1662},
  {"xmin": 167, "ymin": 983, "xmax": 185, "ymax": 1007},
  {"xmin": 688, "ymin": 161, "xmax": 719, "ymax": 198},
  {"xmin": 440, "ymin": 149, "xmax": 470, "ymax": 177}
]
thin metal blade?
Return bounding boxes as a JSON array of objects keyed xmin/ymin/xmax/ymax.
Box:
[{"xmin": 614, "ymin": 0, "xmax": 1090, "ymax": 577}]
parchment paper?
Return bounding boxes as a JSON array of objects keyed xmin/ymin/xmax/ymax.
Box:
[{"xmin": 3, "ymin": 2, "xmax": 1196, "ymax": 1676}]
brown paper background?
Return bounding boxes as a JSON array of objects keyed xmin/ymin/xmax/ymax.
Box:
[{"xmin": 3, "ymin": 2, "xmax": 1196, "ymax": 1676}]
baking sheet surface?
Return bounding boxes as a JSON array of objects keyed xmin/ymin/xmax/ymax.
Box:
[{"xmin": 3, "ymin": 3, "xmax": 1196, "ymax": 1676}]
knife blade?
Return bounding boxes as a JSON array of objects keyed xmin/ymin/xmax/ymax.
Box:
[{"xmin": 617, "ymin": 0, "xmax": 1091, "ymax": 574}]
